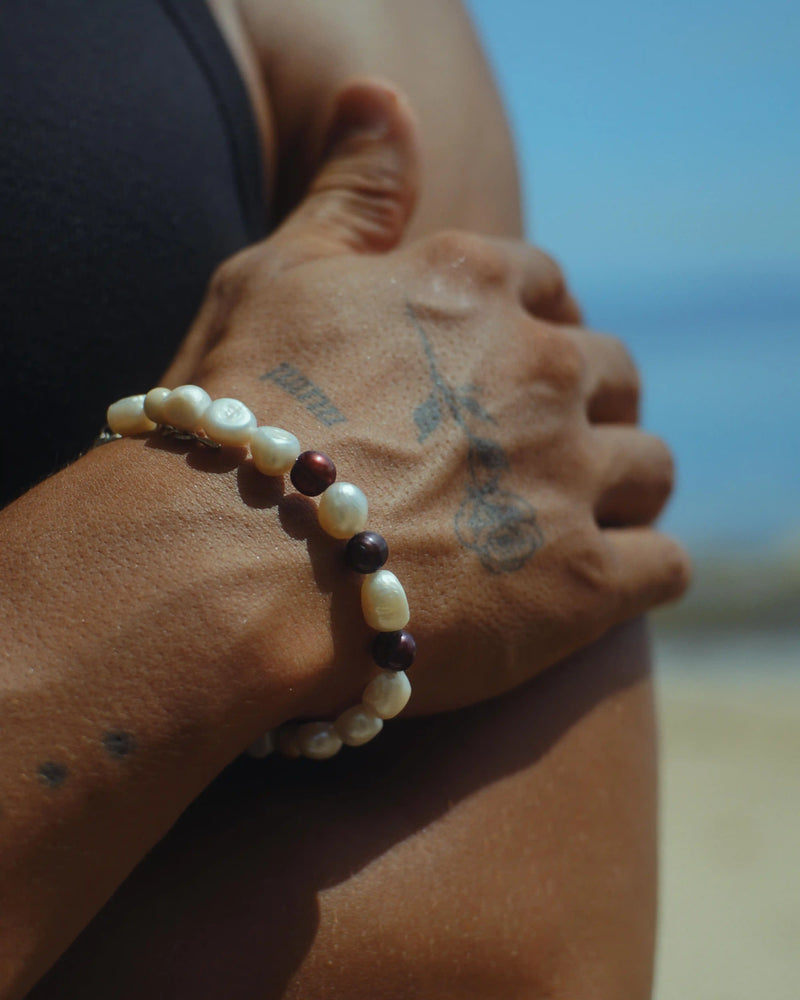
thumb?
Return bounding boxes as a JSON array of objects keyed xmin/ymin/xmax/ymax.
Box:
[
  {"xmin": 157, "ymin": 82, "xmax": 419, "ymax": 387},
  {"xmin": 273, "ymin": 78, "xmax": 421, "ymax": 261}
]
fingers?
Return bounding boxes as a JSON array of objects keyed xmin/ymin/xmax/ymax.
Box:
[
  {"xmin": 472, "ymin": 241, "xmax": 639, "ymax": 424},
  {"xmin": 604, "ymin": 527, "xmax": 692, "ymax": 618},
  {"xmin": 271, "ymin": 78, "xmax": 421, "ymax": 264},
  {"xmin": 564, "ymin": 326, "xmax": 640, "ymax": 423},
  {"xmin": 491, "ymin": 240, "xmax": 583, "ymax": 324},
  {"xmin": 480, "ymin": 241, "xmax": 638, "ymax": 422},
  {"xmin": 592, "ymin": 426, "xmax": 675, "ymax": 526}
]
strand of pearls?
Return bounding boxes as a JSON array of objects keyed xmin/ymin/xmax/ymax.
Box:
[{"xmin": 106, "ymin": 386, "xmax": 415, "ymax": 761}]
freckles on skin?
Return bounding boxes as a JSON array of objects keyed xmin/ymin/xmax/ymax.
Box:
[
  {"xmin": 37, "ymin": 762, "xmax": 68, "ymax": 789},
  {"xmin": 102, "ymin": 731, "xmax": 137, "ymax": 760}
]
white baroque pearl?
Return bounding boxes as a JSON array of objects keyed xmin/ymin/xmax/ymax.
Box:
[
  {"xmin": 106, "ymin": 394, "xmax": 156, "ymax": 436},
  {"xmin": 318, "ymin": 482, "xmax": 368, "ymax": 539},
  {"xmin": 296, "ymin": 721, "xmax": 343, "ymax": 760},
  {"xmin": 334, "ymin": 705, "xmax": 384, "ymax": 746},
  {"xmin": 201, "ymin": 397, "xmax": 257, "ymax": 446},
  {"xmin": 361, "ymin": 570, "xmax": 410, "ymax": 631},
  {"xmin": 250, "ymin": 426, "xmax": 301, "ymax": 476},
  {"xmin": 143, "ymin": 386, "xmax": 171, "ymax": 423},
  {"xmin": 246, "ymin": 730, "xmax": 275, "ymax": 758},
  {"xmin": 362, "ymin": 670, "xmax": 412, "ymax": 719},
  {"xmin": 161, "ymin": 384, "xmax": 211, "ymax": 431}
]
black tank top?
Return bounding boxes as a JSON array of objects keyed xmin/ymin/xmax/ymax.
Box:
[{"xmin": 0, "ymin": 0, "xmax": 268, "ymax": 507}]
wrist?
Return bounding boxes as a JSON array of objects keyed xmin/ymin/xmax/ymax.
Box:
[
  {"xmin": 99, "ymin": 385, "xmax": 418, "ymax": 760},
  {"xmin": 0, "ymin": 436, "xmax": 340, "ymax": 765}
]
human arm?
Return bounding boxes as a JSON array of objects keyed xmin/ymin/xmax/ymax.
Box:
[
  {"xmin": 0, "ymin": 76, "xmax": 685, "ymax": 997},
  {"xmin": 207, "ymin": 0, "xmax": 523, "ymax": 238},
  {"xmin": 185, "ymin": 4, "xmax": 677, "ymax": 996}
]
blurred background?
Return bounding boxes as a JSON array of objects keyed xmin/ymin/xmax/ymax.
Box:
[{"xmin": 466, "ymin": 0, "xmax": 799, "ymax": 996}]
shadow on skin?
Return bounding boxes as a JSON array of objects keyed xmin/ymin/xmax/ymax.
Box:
[
  {"xmin": 237, "ymin": 456, "xmax": 376, "ymax": 711},
  {"xmin": 142, "ymin": 430, "xmax": 246, "ymax": 474},
  {"xmin": 143, "ymin": 439, "xmax": 367, "ymax": 684},
  {"xmin": 29, "ymin": 620, "xmax": 650, "ymax": 999}
]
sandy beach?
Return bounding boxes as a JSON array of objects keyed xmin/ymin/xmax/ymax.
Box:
[{"xmin": 653, "ymin": 631, "xmax": 800, "ymax": 1000}]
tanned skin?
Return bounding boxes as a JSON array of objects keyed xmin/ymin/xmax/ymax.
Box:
[{"xmin": 1, "ymin": 4, "xmax": 688, "ymax": 998}]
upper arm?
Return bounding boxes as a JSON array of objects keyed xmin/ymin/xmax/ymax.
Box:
[{"xmin": 209, "ymin": 0, "xmax": 522, "ymax": 239}]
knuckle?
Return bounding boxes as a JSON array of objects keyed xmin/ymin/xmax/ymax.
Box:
[
  {"xmin": 531, "ymin": 325, "xmax": 585, "ymax": 393},
  {"xmin": 651, "ymin": 438, "xmax": 676, "ymax": 501},
  {"xmin": 610, "ymin": 335, "xmax": 642, "ymax": 405},
  {"xmin": 606, "ymin": 332, "xmax": 639, "ymax": 383},
  {"xmin": 586, "ymin": 331, "xmax": 641, "ymax": 421},
  {"xmin": 419, "ymin": 229, "xmax": 510, "ymax": 287},
  {"xmin": 661, "ymin": 542, "xmax": 692, "ymax": 598},
  {"xmin": 534, "ymin": 248, "xmax": 569, "ymax": 298},
  {"xmin": 566, "ymin": 523, "xmax": 612, "ymax": 596},
  {"xmin": 208, "ymin": 248, "xmax": 254, "ymax": 300},
  {"xmin": 559, "ymin": 528, "xmax": 620, "ymax": 638},
  {"xmin": 421, "ymin": 228, "xmax": 482, "ymax": 261},
  {"xmin": 524, "ymin": 245, "xmax": 583, "ymax": 322}
]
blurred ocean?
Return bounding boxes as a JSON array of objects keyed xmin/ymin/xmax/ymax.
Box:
[
  {"xmin": 464, "ymin": 0, "xmax": 799, "ymax": 639},
  {"xmin": 579, "ymin": 267, "xmax": 800, "ymax": 554},
  {"xmin": 466, "ymin": 8, "xmax": 799, "ymax": 993},
  {"xmin": 584, "ymin": 268, "xmax": 800, "ymax": 637},
  {"xmin": 466, "ymin": 0, "xmax": 800, "ymax": 563}
]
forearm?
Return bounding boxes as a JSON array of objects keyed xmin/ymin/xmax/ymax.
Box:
[
  {"xmin": 25, "ymin": 625, "xmax": 657, "ymax": 1000},
  {"xmin": 0, "ymin": 438, "xmax": 320, "ymax": 997},
  {"xmin": 265, "ymin": 624, "xmax": 658, "ymax": 1000}
]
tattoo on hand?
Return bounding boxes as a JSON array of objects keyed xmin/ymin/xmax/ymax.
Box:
[
  {"xmin": 407, "ymin": 304, "xmax": 544, "ymax": 574},
  {"xmin": 260, "ymin": 362, "xmax": 347, "ymax": 427},
  {"xmin": 37, "ymin": 761, "xmax": 68, "ymax": 789}
]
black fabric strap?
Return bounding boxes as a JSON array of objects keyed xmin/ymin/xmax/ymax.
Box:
[
  {"xmin": 0, "ymin": 0, "xmax": 272, "ymax": 506},
  {"xmin": 158, "ymin": 0, "xmax": 269, "ymax": 242}
]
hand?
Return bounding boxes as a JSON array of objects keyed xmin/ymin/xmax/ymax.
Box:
[
  {"xmin": 161, "ymin": 80, "xmax": 690, "ymax": 717},
  {"xmin": 0, "ymin": 78, "xmax": 684, "ymax": 1000}
]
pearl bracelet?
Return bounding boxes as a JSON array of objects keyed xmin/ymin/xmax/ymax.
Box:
[{"xmin": 105, "ymin": 386, "xmax": 416, "ymax": 761}]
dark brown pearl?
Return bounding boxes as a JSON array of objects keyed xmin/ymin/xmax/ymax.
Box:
[
  {"xmin": 345, "ymin": 531, "xmax": 389, "ymax": 574},
  {"xmin": 290, "ymin": 451, "xmax": 336, "ymax": 496},
  {"xmin": 371, "ymin": 629, "xmax": 416, "ymax": 671}
]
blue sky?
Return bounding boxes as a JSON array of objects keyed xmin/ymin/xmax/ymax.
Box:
[{"xmin": 467, "ymin": 0, "xmax": 800, "ymax": 552}]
